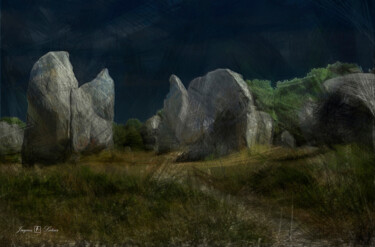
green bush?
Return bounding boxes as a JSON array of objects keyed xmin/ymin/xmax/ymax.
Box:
[
  {"xmin": 246, "ymin": 62, "xmax": 362, "ymax": 142},
  {"xmin": 246, "ymin": 79, "xmax": 275, "ymax": 117},
  {"xmin": 113, "ymin": 123, "xmax": 127, "ymax": 149},
  {"xmin": 124, "ymin": 126, "xmax": 144, "ymax": 150},
  {"xmin": 0, "ymin": 117, "xmax": 26, "ymax": 128},
  {"xmin": 113, "ymin": 119, "xmax": 144, "ymax": 150},
  {"xmin": 327, "ymin": 61, "xmax": 362, "ymax": 75},
  {"xmin": 157, "ymin": 109, "xmax": 164, "ymax": 117},
  {"xmin": 124, "ymin": 118, "xmax": 143, "ymax": 131}
]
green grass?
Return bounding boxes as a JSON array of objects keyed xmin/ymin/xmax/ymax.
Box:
[
  {"xmin": 1, "ymin": 144, "xmax": 374, "ymax": 245},
  {"xmin": 0, "ymin": 160, "xmax": 273, "ymax": 246},
  {"xmin": 203, "ymin": 145, "xmax": 375, "ymax": 245}
]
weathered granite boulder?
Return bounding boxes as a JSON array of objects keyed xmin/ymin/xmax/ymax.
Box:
[
  {"xmin": 185, "ymin": 69, "xmax": 254, "ymax": 141},
  {"xmin": 181, "ymin": 69, "xmax": 274, "ymax": 160},
  {"xmin": 22, "ymin": 51, "xmax": 114, "ymax": 165},
  {"xmin": 71, "ymin": 69, "xmax": 115, "ymax": 153},
  {"xmin": 180, "ymin": 111, "xmax": 273, "ymax": 161},
  {"xmin": 0, "ymin": 122, "xmax": 24, "ymax": 156},
  {"xmin": 313, "ymin": 73, "xmax": 375, "ymax": 148},
  {"xmin": 22, "ymin": 51, "xmax": 79, "ymax": 165},
  {"xmin": 140, "ymin": 115, "xmax": 161, "ymax": 151},
  {"xmin": 179, "ymin": 69, "xmax": 255, "ymax": 159}
]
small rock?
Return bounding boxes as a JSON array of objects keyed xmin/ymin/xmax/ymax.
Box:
[
  {"xmin": 280, "ymin": 130, "xmax": 296, "ymax": 148},
  {"xmin": 140, "ymin": 115, "xmax": 161, "ymax": 151},
  {"xmin": 0, "ymin": 121, "xmax": 24, "ymax": 156}
]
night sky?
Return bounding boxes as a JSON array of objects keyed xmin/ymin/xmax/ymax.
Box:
[{"xmin": 1, "ymin": 0, "xmax": 374, "ymax": 123}]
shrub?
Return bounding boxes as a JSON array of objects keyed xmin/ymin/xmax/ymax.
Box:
[
  {"xmin": 124, "ymin": 126, "xmax": 144, "ymax": 150},
  {"xmin": 0, "ymin": 117, "xmax": 26, "ymax": 128},
  {"xmin": 113, "ymin": 119, "xmax": 144, "ymax": 150},
  {"xmin": 246, "ymin": 62, "xmax": 362, "ymax": 142},
  {"xmin": 113, "ymin": 123, "xmax": 127, "ymax": 149},
  {"xmin": 246, "ymin": 79, "xmax": 275, "ymax": 117},
  {"xmin": 327, "ymin": 61, "xmax": 362, "ymax": 75},
  {"xmin": 124, "ymin": 118, "xmax": 143, "ymax": 131},
  {"xmin": 157, "ymin": 109, "xmax": 164, "ymax": 117}
]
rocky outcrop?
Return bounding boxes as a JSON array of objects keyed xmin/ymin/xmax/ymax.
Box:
[
  {"xmin": 22, "ymin": 51, "xmax": 115, "ymax": 165},
  {"xmin": 151, "ymin": 69, "xmax": 274, "ymax": 160},
  {"xmin": 71, "ymin": 69, "xmax": 114, "ymax": 153},
  {"xmin": 303, "ymin": 73, "xmax": 375, "ymax": 148},
  {"xmin": 0, "ymin": 122, "xmax": 24, "ymax": 156}
]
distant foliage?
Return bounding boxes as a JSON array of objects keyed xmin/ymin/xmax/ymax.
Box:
[
  {"xmin": 124, "ymin": 118, "xmax": 143, "ymax": 130},
  {"xmin": 113, "ymin": 118, "xmax": 144, "ymax": 150},
  {"xmin": 113, "ymin": 123, "xmax": 127, "ymax": 149},
  {"xmin": 327, "ymin": 61, "xmax": 362, "ymax": 75},
  {"xmin": 246, "ymin": 79, "xmax": 274, "ymax": 113},
  {"xmin": 247, "ymin": 62, "xmax": 362, "ymax": 142},
  {"xmin": 0, "ymin": 117, "xmax": 26, "ymax": 128}
]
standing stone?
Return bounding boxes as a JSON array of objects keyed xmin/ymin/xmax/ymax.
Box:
[
  {"xmin": 163, "ymin": 75, "xmax": 189, "ymax": 142},
  {"xmin": 22, "ymin": 51, "xmax": 78, "ymax": 165},
  {"xmin": 279, "ymin": 130, "xmax": 296, "ymax": 148},
  {"xmin": 71, "ymin": 69, "xmax": 115, "ymax": 153},
  {"xmin": 314, "ymin": 73, "xmax": 375, "ymax": 147},
  {"xmin": 157, "ymin": 75, "xmax": 189, "ymax": 153},
  {"xmin": 0, "ymin": 122, "xmax": 24, "ymax": 156},
  {"xmin": 22, "ymin": 51, "xmax": 115, "ymax": 165},
  {"xmin": 140, "ymin": 115, "xmax": 161, "ymax": 151},
  {"xmin": 299, "ymin": 99, "xmax": 318, "ymax": 145},
  {"xmin": 253, "ymin": 111, "xmax": 274, "ymax": 146},
  {"xmin": 152, "ymin": 69, "xmax": 275, "ymax": 160},
  {"xmin": 181, "ymin": 69, "xmax": 258, "ymax": 159}
]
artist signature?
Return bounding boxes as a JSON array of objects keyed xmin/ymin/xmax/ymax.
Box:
[{"xmin": 16, "ymin": 226, "xmax": 59, "ymax": 234}]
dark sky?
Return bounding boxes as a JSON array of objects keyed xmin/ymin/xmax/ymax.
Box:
[{"xmin": 1, "ymin": 0, "xmax": 374, "ymax": 123}]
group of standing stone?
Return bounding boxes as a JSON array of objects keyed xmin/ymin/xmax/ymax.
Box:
[
  {"xmin": 142, "ymin": 69, "xmax": 375, "ymax": 158},
  {"xmin": 1, "ymin": 51, "xmax": 115, "ymax": 165},
  {"xmin": 141, "ymin": 69, "xmax": 274, "ymax": 161},
  {"xmin": 2, "ymin": 51, "xmax": 375, "ymax": 165}
]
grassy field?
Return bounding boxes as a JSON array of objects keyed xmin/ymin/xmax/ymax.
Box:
[{"xmin": 0, "ymin": 145, "xmax": 374, "ymax": 246}]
